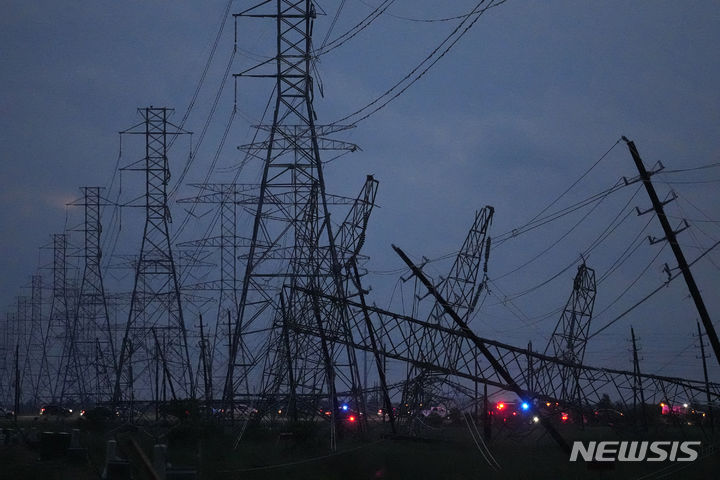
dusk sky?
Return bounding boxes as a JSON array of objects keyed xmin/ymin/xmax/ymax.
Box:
[{"xmin": 2, "ymin": 0, "xmax": 720, "ymax": 385}]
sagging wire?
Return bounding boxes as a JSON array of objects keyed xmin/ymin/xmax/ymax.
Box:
[{"xmin": 330, "ymin": 0, "xmax": 507, "ymax": 126}]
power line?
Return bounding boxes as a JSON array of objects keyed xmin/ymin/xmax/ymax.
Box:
[
  {"xmin": 660, "ymin": 178, "xmax": 720, "ymax": 185},
  {"xmin": 494, "ymin": 181, "xmax": 627, "ymax": 246},
  {"xmin": 173, "ymin": 105, "xmax": 238, "ymax": 244},
  {"xmin": 357, "ymin": 0, "xmax": 483, "ymax": 23},
  {"xmin": 679, "ymin": 195, "xmax": 720, "ymax": 233},
  {"xmin": 493, "ymin": 183, "xmax": 637, "ymax": 280},
  {"xmin": 589, "ymin": 237, "xmax": 720, "ymax": 340},
  {"xmin": 591, "ymin": 242, "xmax": 668, "ymax": 326},
  {"xmin": 96, "ymin": 0, "xmax": 235, "ymax": 279},
  {"xmin": 331, "ymin": 0, "xmax": 507, "ymax": 126},
  {"xmin": 317, "ymin": 0, "xmax": 395, "ymax": 56},
  {"xmin": 487, "ymin": 185, "xmax": 642, "ymax": 304},
  {"xmin": 169, "ymin": 0, "xmax": 234, "ymax": 151},
  {"xmin": 597, "ymin": 215, "xmax": 653, "ymax": 284},
  {"xmin": 169, "ymin": 47, "xmax": 237, "ymax": 200},
  {"xmin": 174, "ymin": 85, "xmax": 276, "ymax": 283},
  {"xmin": 656, "ymin": 161, "xmax": 720, "ymax": 174},
  {"xmin": 671, "ymin": 197, "xmax": 720, "ymax": 271},
  {"xmin": 524, "ymin": 139, "xmax": 621, "ymax": 228},
  {"xmin": 319, "ymin": 0, "xmax": 348, "ymax": 49},
  {"xmin": 383, "ymin": 139, "xmax": 628, "ymax": 284}
]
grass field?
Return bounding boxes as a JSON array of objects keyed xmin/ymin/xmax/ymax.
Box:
[{"xmin": 1, "ymin": 416, "xmax": 719, "ymax": 479}]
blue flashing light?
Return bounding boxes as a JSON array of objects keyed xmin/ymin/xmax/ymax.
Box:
[
  {"xmin": 341, "ymin": 404, "xmax": 349, "ymax": 411},
  {"xmin": 521, "ymin": 402, "xmax": 530, "ymax": 411}
]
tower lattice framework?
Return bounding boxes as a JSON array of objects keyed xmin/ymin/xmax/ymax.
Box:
[
  {"xmin": 178, "ymin": 184, "xmax": 244, "ymax": 404},
  {"xmin": 114, "ymin": 107, "xmax": 195, "ymax": 405},
  {"xmin": 403, "ymin": 207, "xmax": 493, "ymax": 412},
  {"xmin": 538, "ymin": 263, "xmax": 596, "ymax": 405},
  {"xmin": 20, "ymin": 274, "xmax": 50, "ymax": 404},
  {"xmin": 64, "ymin": 187, "xmax": 117, "ymax": 403},
  {"xmin": 224, "ymin": 1, "xmax": 366, "ymax": 445},
  {"xmin": 44, "ymin": 234, "xmax": 74, "ymax": 402}
]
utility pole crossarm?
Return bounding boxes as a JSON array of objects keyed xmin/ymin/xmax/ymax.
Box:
[{"xmin": 623, "ymin": 136, "xmax": 720, "ymax": 369}]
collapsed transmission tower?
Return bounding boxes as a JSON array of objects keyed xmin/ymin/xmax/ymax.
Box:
[
  {"xmin": 261, "ymin": 176, "xmax": 379, "ymax": 416},
  {"xmin": 403, "ymin": 207, "xmax": 493, "ymax": 411},
  {"xmin": 538, "ymin": 263, "xmax": 596, "ymax": 405},
  {"xmin": 290, "ymin": 251, "xmax": 719, "ymax": 452},
  {"xmin": 114, "ymin": 107, "xmax": 195, "ymax": 405}
]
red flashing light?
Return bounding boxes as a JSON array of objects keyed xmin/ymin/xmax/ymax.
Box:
[
  {"xmin": 561, "ymin": 413, "xmax": 569, "ymax": 422},
  {"xmin": 497, "ymin": 402, "xmax": 506, "ymax": 410},
  {"xmin": 349, "ymin": 415, "xmax": 356, "ymax": 422}
]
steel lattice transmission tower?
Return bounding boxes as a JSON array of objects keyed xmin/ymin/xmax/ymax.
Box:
[
  {"xmin": 64, "ymin": 187, "xmax": 117, "ymax": 403},
  {"xmin": 260, "ymin": 176, "xmax": 379, "ymax": 416},
  {"xmin": 0, "ymin": 313, "xmax": 9, "ymax": 404},
  {"xmin": 540, "ymin": 263, "xmax": 596, "ymax": 405},
  {"xmin": 16, "ymin": 296, "xmax": 30, "ymax": 400},
  {"xmin": 43, "ymin": 234, "xmax": 76, "ymax": 402},
  {"xmin": 114, "ymin": 107, "xmax": 195, "ymax": 405},
  {"xmin": 4, "ymin": 298, "xmax": 26, "ymax": 405},
  {"xmin": 20, "ymin": 274, "xmax": 52, "ymax": 404},
  {"xmin": 0, "ymin": 311, "xmax": 14, "ymax": 405},
  {"xmin": 178, "ymin": 183, "xmax": 244, "ymax": 404},
  {"xmin": 224, "ymin": 1, "xmax": 365, "ymax": 441},
  {"xmin": 403, "ymin": 207, "xmax": 493, "ymax": 411}
]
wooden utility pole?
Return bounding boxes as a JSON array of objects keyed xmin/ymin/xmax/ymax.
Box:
[
  {"xmin": 697, "ymin": 321, "xmax": 714, "ymax": 431},
  {"xmin": 393, "ymin": 244, "xmax": 571, "ymax": 453},
  {"xmin": 624, "ymin": 137, "xmax": 720, "ymax": 368},
  {"xmin": 631, "ymin": 326, "xmax": 647, "ymax": 430}
]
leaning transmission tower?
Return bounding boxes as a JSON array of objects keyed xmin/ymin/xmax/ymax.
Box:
[
  {"xmin": 540, "ymin": 263, "xmax": 597, "ymax": 405},
  {"xmin": 224, "ymin": 0, "xmax": 368, "ymax": 448}
]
